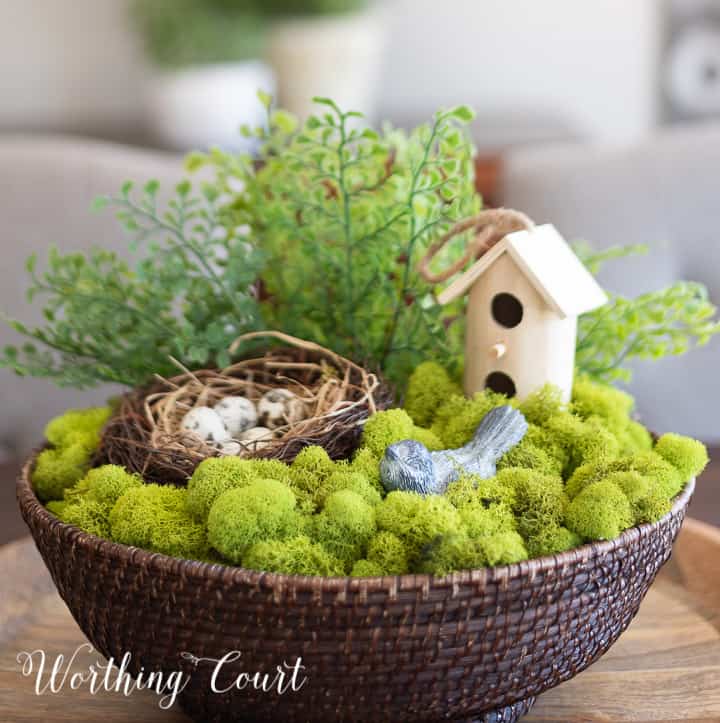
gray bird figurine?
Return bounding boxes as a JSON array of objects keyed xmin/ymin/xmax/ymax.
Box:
[{"xmin": 380, "ymin": 405, "xmax": 528, "ymax": 496}]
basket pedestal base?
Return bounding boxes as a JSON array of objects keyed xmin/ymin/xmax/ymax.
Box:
[{"xmin": 467, "ymin": 696, "xmax": 536, "ymax": 723}]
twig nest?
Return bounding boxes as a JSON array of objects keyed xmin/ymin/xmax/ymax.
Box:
[
  {"xmin": 180, "ymin": 407, "xmax": 230, "ymax": 444},
  {"xmin": 239, "ymin": 426, "xmax": 275, "ymax": 451},
  {"xmin": 213, "ymin": 396, "xmax": 258, "ymax": 437},
  {"xmin": 257, "ymin": 389, "xmax": 306, "ymax": 429}
]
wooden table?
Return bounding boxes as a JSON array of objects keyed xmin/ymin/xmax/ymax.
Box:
[{"xmin": 1, "ymin": 520, "xmax": 719, "ymax": 723}]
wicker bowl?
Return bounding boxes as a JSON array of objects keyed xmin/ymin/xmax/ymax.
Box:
[{"xmin": 17, "ymin": 453, "xmax": 694, "ymax": 723}]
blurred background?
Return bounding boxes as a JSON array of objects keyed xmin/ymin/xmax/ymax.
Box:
[{"xmin": 0, "ymin": 0, "xmax": 719, "ymax": 539}]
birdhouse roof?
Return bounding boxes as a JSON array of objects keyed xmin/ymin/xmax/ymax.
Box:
[{"xmin": 436, "ymin": 223, "xmax": 607, "ymax": 318}]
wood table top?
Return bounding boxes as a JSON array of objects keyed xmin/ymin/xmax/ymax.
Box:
[{"xmin": 1, "ymin": 519, "xmax": 719, "ymax": 723}]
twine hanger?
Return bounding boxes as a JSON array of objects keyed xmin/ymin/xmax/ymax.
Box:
[{"xmin": 417, "ymin": 208, "xmax": 535, "ymax": 284}]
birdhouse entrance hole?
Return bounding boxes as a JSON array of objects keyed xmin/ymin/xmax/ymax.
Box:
[
  {"xmin": 485, "ymin": 371, "xmax": 516, "ymax": 397},
  {"xmin": 491, "ymin": 292, "xmax": 523, "ymax": 328}
]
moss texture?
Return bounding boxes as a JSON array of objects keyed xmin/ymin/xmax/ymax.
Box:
[
  {"xmin": 207, "ymin": 479, "xmax": 303, "ymax": 563},
  {"xmin": 404, "ymin": 361, "xmax": 462, "ymax": 427},
  {"xmin": 243, "ymin": 536, "xmax": 345, "ymax": 577}
]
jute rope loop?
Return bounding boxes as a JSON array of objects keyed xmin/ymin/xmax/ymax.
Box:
[{"xmin": 418, "ymin": 208, "xmax": 535, "ymax": 284}]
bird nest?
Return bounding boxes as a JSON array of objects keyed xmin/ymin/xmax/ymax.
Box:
[{"xmin": 96, "ymin": 332, "xmax": 393, "ymax": 485}]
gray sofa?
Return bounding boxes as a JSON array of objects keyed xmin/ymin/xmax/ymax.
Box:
[
  {"xmin": 502, "ymin": 122, "xmax": 720, "ymax": 444},
  {"xmin": 1, "ymin": 127, "xmax": 718, "ymax": 461}
]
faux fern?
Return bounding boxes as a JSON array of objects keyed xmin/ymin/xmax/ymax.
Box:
[{"xmin": 190, "ymin": 95, "xmax": 480, "ymax": 382}]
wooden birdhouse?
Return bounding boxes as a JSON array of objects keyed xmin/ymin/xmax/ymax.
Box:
[{"xmin": 435, "ymin": 222, "xmax": 607, "ymax": 403}]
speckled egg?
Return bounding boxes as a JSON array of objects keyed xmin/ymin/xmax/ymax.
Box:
[
  {"xmin": 180, "ymin": 407, "xmax": 230, "ymax": 444},
  {"xmin": 217, "ymin": 440, "xmax": 243, "ymax": 456},
  {"xmin": 257, "ymin": 389, "xmax": 306, "ymax": 429},
  {"xmin": 239, "ymin": 426, "xmax": 274, "ymax": 450},
  {"xmin": 213, "ymin": 396, "xmax": 258, "ymax": 437}
]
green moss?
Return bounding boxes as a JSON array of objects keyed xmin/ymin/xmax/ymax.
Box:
[
  {"xmin": 33, "ymin": 442, "xmax": 94, "ymax": 502},
  {"xmin": 519, "ymin": 384, "xmax": 565, "ymax": 426},
  {"xmin": 46, "ymin": 500, "xmax": 68, "ymax": 518},
  {"xmin": 615, "ymin": 452, "xmax": 684, "ymax": 499},
  {"xmin": 565, "ymin": 460, "xmax": 612, "ymax": 499},
  {"xmin": 375, "ymin": 491, "xmax": 461, "ymax": 560},
  {"xmin": 350, "ymin": 559, "xmax": 385, "ymax": 577},
  {"xmin": 654, "ymin": 433, "xmax": 709, "ymax": 482},
  {"xmin": 288, "ymin": 445, "xmax": 338, "ymax": 507},
  {"xmin": 431, "ymin": 391, "xmax": 511, "ymax": 449},
  {"xmin": 62, "ymin": 499, "xmax": 111, "ymax": 538},
  {"xmin": 497, "ymin": 437, "xmax": 560, "ymax": 476},
  {"xmin": 416, "ymin": 533, "xmax": 484, "ymax": 575},
  {"xmin": 524, "ymin": 425, "xmax": 570, "ymax": 477},
  {"xmin": 618, "ymin": 420, "xmax": 653, "ymax": 455},
  {"xmin": 404, "ymin": 361, "xmax": 462, "ymax": 427},
  {"xmin": 478, "ymin": 531, "xmax": 528, "ymax": 566},
  {"xmin": 544, "ymin": 413, "xmax": 620, "ymax": 477},
  {"xmin": 571, "ymin": 377, "xmax": 634, "ymax": 434},
  {"xmin": 318, "ymin": 468, "xmax": 382, "ymax": 508},
  {"xmin": 366, "ymin": 531, "xmax": 408, "ymax": 575},
  {"xmin": 243, "ymin": 536, "xmax": 345, "ymax": 576},
  {"xmin": 350, "ymin": 447, "xmax": 382, "ymax": 492},
  {"xmin": 459, "ymin": 502, "xmax": 515, "ymax": 538},
  {"xmin": 187, "ymin": 457, "xmax": 264, "ymax": 521},
  {"xmin": 606, "ymin": 471, "xmax": 651, "ymax": 505},
  {"xmin": 525, "ymin": 525, "xmax": 582, "ymax": 558},
  {"xmin": 409, "ymin": 426, "xmax": 444, "ymax": 451},
  {"xmin": 445, "ymin": 474, "xmax": 516, "ymax": 510},
  {"xmin": 360, "ymin": 409, "xmax": 415, "ymax": 458},
  {"xmin": 565, "ymin": 480, "xmax": 634, "ymax": 541},
  {"xmin": 54, "ymin": 465, "xmax": 143, "ymax": 537},
  {"xmin": 633, "ymin": 487, "xmax": 672, "ymax": 524},
  {"xmin": 498, "ymin": 468, "xmax": 568, "ymax": 539},
  {"xmin": 110, "ymin": 484, "xmax": 209, "ymax": 560},
  {"xmin": 311, "ymin": 490, "xmax": 376, "ymax": 569},
  {"xmin": 207, "ymin": 479, "xmax": 302, "ymax": 563},
  {"xmin": 44, "ymin": 406, "xmax": 111, "ymax": 449}
]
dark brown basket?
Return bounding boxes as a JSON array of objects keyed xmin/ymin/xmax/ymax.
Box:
[{"xmin": 17, "ymin": 452, "xmax": 694, "ymax": 723}]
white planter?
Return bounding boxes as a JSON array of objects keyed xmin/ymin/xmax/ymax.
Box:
[
  {"xmin": 145, "ymin": 61, "xmax": 275, "ymax": 152},
  {"xmin": 267, "ymin": 9, "xmax": 385, "ymax": 122}
]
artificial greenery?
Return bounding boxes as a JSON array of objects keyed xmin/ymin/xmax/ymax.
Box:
[
  {"xmin": 190, "ymin": 95, "xmax": 480, "ymax": 382},
  {"xmin": 573, "ymin": 242, "xmax": 720, "ymax": 384},
  {"xmin": 40, "ymin": 375, "xmax": 709, "ymax": 576},
  {"xmin": 1, "ymin": 180, "xmax": 264, "ymax": 387}
]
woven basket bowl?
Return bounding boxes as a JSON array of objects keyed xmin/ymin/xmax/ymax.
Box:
[{"xmin": 17, "ymin": 453, "xmax": 694, "ymax": 723}]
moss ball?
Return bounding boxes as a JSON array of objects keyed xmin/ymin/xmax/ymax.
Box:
[
  {"xmin": 243, "ymin": 536, "xmax": 345, "ymax": 576},
  {"xmin": 71, "ymin": 465, "xmax": 142, "ymax": 506},
  {"xmin": 186, "ymin": 457, "xmax": 259, "ymax": 521},
  {"xmin": 459, "ymin": 502, "xmax": 515, "ymax": 538},
  {"xmin": 416, "ymin": 533, "xmax": 484, "ymax": 575},
  {"xmin": 409, "ymin": 426, "xmax": 444, "ymax": 451},
  {"xmin": 318, "ymin": 469, "xmax": 382, "ymax": 508},
  {"xmin": 366, "ymin": 531, "xmax": 408, "ymax": 575},
  {"xmin": 633, "ymin": 488, "xmax": 673, "ymax": 524},
  {"xmin": 605, "ymin": 471, "xmax": 651, "ymax": 505},
  {"xmin": 350, "ymin": 447, "xmax": 382, "ymax": 492},
  {"xmin": 110, "ymin": 484, "xmax": 209, "ymax": 560},
  {"xmin": 565, "ymin": 480, "xmax": 633, "ymax": 541},
  {"xmin": 350, "ymin": 559, "xmax": 386, "ymax": 577},
  {"xmin": 654, "ymin": 433, "xmax": 709, "ymax": 482},
  {"xmin": 571, "ymin": 377, "xmax": 634, "ymax": 434},
  {"xmin": 497, "ymin": 437, "xmax": 560, "ymax": 477},
  {"xmin": 61, "ymin": 499, "xmax": 111, "ymax": 538},
  {"xmin": 445, "ymin": 474, "xmax": 516, "ymax": 510},
  {"xmin": 288, "ymin": 446, "xmax": 337, "ymax": 505},
  {"xmin": 44, "ymin": 406, "xmax": 111, "ymax": 449},
  {"xmin": 45, "ymin": 500, "xmax": 68, "ymax": 518},
  {"xmin": 404, "ymin": 361, "xmax": 462, "ymax": 427},
  {"xmin": 619, "ymin": 420, "xmax": 653, "ymax": 455},
  {"xmin": 525, "ymin": 525, "xmax": 582, "ymax": 558},
  {"xmin": 565, "ymin": 460, "xmax": 613, "ymax": 499},
  {"xmin": 498, "ymin": 468, "xmax": 568, "ymax": 539},
  {"xmin": 311, "ymin": 490, "xmax": 376, "ymax": 569},
  {"xmin": 478, "ymin": 531, "xmax": 528, "ymax": 566},
  {"xmin": 375, "ymin": 491, "xmax": 461, "ymax": 560},
  {"xmin": 519, "ymin": 384, "xmax": 565, "ymax": 426},
  {"xmin": 615, "ymin": 452, "xmax": 684, "ymax": 499},
  {"xmin": 33, "ymin": 442, "xmax": 94, "ymax": 502},
  {"xmin": 360, "ymin": 409, "xmax": 415, "ymax": 458},
  {"xmin": 207, "ymin": 479, "xmax": 302, "ymax": 563}
]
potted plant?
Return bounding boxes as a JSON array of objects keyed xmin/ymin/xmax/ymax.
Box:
[
  {"xmin": 263, "ymin": 0, "xmax": 385, "ymax": 121},
  {"xmin": 132, "ymin": 0, "xmax": 273, "ymax": 150},
  {"xmin": 6, "ymin": 95, "xmax": 718, "ymax": 721}
]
